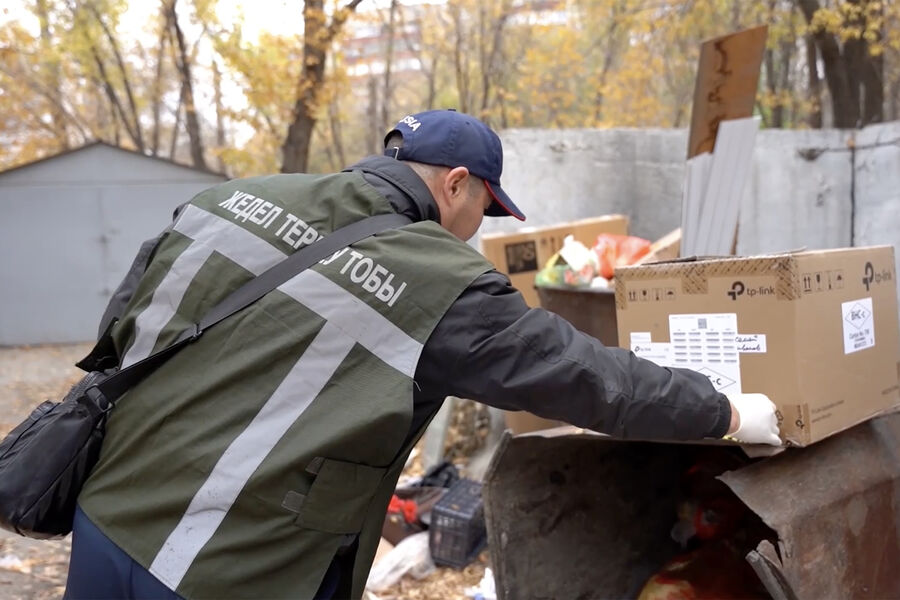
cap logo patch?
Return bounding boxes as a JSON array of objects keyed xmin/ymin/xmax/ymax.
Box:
[{"xmin": 398, "ymin": 115, "xmax": 421, "ymax": 132}]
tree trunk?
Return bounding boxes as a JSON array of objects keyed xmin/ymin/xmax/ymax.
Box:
[
  {"xmin": 426, "ymin": 54, "xmax": 439, "ymax": 109},
  {"xmin": 776, "ymin": 35, "xmax": 795, "ymax": 127},
  {"xmin": 328, "ymin": 99, "xmax": 347, "ymax": 168},
  {"xmin": 396, "ymin": 5, "xmax": 438, "ymax": 110},
  {"xmin": 451, "ymin": 3, "xmax": 470, "ymax": 113},
  {"xmin": 765, "ymin": 47, "xmax": 782, "ymax": 127},
  {"xmin": 89, "ymin": 44, "xmax": 143, "ymax": 147},
  {"xmin": 731, "ymin": 0, "xmax": 742, "ymax": 29},
  {"xmin": 478, "ymin": 3, "xmax": 488, "ymax": 113},
  {"xmin": 796, "ymin": 0, "xmax": 857, "ymax": 127},
  {"xmin": 480, "ymin": 3, "xmax": 509, "ymax": 117},
  {"xmin": 151, "ymin": 6, "xmax": 171, "ymax": 156},
  {"xmin": 367, "ymin": 75, "xmax": 379, "ymax": 155},
  {"xmin": 281, "ymin": 0, "xmax": 364, "ymax": 173},
  {"xmin": 380, "ymin": 0, "xmax": 398, "ymax": 135},
  {"xmin": 36, "ymin": 0, "xmax": 68, "ymax": 148},
  {"xmin": 212, "ymin": 60, "xmax": 227, "ymax": 173},
  {"xmin": 805, "ymin": 33, "xmax": 823, "ymax": 128},
  {"xmin": 593, "ymin": 21, "xmax": 620, "ymax": 123},
  {"xmin": 843, "ymin": 5, "xmax": 865, "ymax": 126},
  {"xmin": 168, "ymin": 0, "xmax": 207, "ymax": 169},
  {"xmin": 861, "ymin": 0, "xmax": 884, "ymax": 125},
  {"xmin": 87, "ymin": 0, "xmax": 144, "ymax": 151},
  {"xmin": 170, "ymin": 78, "xmax": 185, "ymax": 160},
  {"xmin": 796, "ymin": 0, "xmax": 884, "ymax": 128},
  {"xmin": 780, "ymin": 12, "xmax": 797, "ymax": 126}
]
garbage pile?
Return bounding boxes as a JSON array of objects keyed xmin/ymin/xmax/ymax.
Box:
[
  {"xmin": 535, "ymin": 233, "xmax": 651, "ymax": 290},
  {"xmin": 637, "ymin": 450, "xmax": 773, "ymax": 600},
  {"xmin": 367, "ymin": 463, "xmax": 488, "ymax": 595}
]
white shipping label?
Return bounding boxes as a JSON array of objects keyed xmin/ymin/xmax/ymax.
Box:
[
  {"xmin": 842, "ymin": 297, "xmax": 875, "ymax": 354},
  {"xmin": 630, "ymin": 332, "xmax": 652, "ymax": 345},
  {"xmin": 735, "ymin": 334, "xmax": 767, "ymax": 353},
  {"xmin": 669, "ymin": 313, "xmax": 742, "ymax": 394},
  {"xmin": 631, "ymin": 333, "xmax": 673, "ymax": 366}
]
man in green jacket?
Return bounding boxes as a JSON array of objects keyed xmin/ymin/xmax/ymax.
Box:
[{"xmin": 65, "ymin": 109, "xmax": 779, "ymax": 600}]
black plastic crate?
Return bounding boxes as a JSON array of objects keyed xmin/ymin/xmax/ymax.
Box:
[{"xmin": 429, "ymin": 478, "xmax": 486, "ymax": 568}]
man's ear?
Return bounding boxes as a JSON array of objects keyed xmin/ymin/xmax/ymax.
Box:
[{"xmin": 442, "ymin": 166, "xmax": 470, "ymax": 202}]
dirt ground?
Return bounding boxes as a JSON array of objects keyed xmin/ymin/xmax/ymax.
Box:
[
  {"xmin": 0, "ymin": 344, "xmax": 88, "ymax": 600},
  {"xmin": 0, "ymin": 344, "xmax": 489, "ymax": 599}
]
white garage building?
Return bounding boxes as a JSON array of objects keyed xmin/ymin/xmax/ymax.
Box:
[{"xmin": 0, "ymin": 143, "xmax": 227, "ymax": 345}]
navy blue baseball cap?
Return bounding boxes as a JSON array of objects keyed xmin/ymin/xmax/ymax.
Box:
[{"xmin": 384, "ymin": 109, "xmax": 525, "ymax": 221}]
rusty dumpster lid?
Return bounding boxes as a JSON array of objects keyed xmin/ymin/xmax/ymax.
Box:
[{"xmin": 719, "ymin": 412, "xmax": 900, "ymax": 599}]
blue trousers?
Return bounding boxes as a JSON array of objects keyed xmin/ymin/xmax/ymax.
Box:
[
  {"xmin": 64, "ymin": 506, "xmax": 182, "ymax": 599},
  {"xmin": 64, "ymin": 505, "xmax": 341, "ymax": 599}
]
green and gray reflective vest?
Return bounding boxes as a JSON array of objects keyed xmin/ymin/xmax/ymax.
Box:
[{"xmin": 78, "ymin": 171, "xmax": 492, "ymax": 599}]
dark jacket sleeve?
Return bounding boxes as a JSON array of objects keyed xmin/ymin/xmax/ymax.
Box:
[{"xmin": 414, "ymin": 270, "xmax": 731, "ymax": 441}]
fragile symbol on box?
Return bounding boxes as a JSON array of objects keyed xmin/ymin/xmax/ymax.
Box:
[
  {"xmin": 802, "ymin": 271, "xmax": 833, "ymax": 293},
  {"xmin": 828, "ymin": 270, "xmax": 844, "ymax": 290},
  {"xmin": 814, "ymin": 272, "xmax": 824, "ymax": 292}
]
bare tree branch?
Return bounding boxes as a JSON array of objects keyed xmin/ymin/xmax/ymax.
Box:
[
  {"xmin": 167, "ymin": 0, "xmax": 208, "ymax": 169},
  {"xmin": 327, "ymin": 0, "xmax": 365, "ymax": 42},
  {"xmin": 151, "ymin": 4, "xmax": 172, "ymax": 156},
  {"xmin": 85, "ymin": 0, "xmax": 145, "ymax": 151}
]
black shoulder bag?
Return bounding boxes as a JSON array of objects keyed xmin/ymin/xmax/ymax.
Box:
[{"xmin": 0, "ymin": 213, "xmax": 412, "ymax": 539}]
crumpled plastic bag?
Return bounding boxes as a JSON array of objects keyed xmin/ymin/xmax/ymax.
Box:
[
  {"xmin": 365, "ymin": 531, "xmax": 435, "ymax": 592},
  {"xmin": 465, "ymin": 567, "xmax": 497, "ymax": 600},
  {"xmin": 535, "ymin": 235, "xmax": 599, "ymax": 288},
  {"xmin": 593, "ymin": 234, "xmax": 652, "ymax": 279}
]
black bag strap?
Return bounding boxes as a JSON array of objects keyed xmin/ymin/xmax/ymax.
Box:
[{"xmin": 90, "ymin": 212, "xmax": 413, "ymax": 405}]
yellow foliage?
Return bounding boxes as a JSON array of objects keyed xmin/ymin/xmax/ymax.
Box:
[{"xmin": 2, "ymin": 0, "xmax": 899, "ymax": 175}]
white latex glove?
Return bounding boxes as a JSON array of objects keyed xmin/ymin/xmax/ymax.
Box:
[{"xmin": 725, "ymin": 393, "xmax": 781, "ymax": 446}]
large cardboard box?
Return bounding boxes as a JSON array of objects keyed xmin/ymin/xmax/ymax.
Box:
[
  {"xmin": 615, "ymin": 246, "xmax": 900, "ymax": 447},
  {"xmin": 480, "ymin": 215, "xmax": 629, "ymax": 308}
]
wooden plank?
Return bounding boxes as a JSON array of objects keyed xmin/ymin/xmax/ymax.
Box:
[{"xmin": 686, "ymin": 25, "xmax": 767, "ymax": 159}]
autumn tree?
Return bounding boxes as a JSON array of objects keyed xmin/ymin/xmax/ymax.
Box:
[
  {"xmin": 4, "ymin": 0, "xmax": 899, "ymax": 177},
  {"xmin": 797, "ymin": 0, "xmax": 888, "ymax": 127},
  {"xmin": 0, "ymin": 0, "xmax": 221, "ymax": 171},
  {"xmin": 281, "ymin": 0, "xmax": 364, "ymax": 173},
  {"xmin": 167, "ymin": 0, "xmax": 208, "ymax": 169}
]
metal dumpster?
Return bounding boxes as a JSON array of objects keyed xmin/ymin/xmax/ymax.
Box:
[
  {"xmin": 483, "ymin": 285, "xmax": 900, "ymax": 599},
  {"xmin": 483, "ymin": 417, "xmax": 900, "ymax": 599}
]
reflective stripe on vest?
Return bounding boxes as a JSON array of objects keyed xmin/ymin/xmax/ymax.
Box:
[
  {"xmin": 119, "ymin": 204, "xmax": 423, "ymax": 589},
  {"xmin": 122, "ymin": 204, "xmax": 286, "ymax": 367}
]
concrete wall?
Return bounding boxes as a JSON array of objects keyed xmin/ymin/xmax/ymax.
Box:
[
  {"xmin": 484, "ymin": 128, "xmax": 688, "ymax": 242},
  {"xmin": 0, "ymin": 144, "xmax": 225, "ymax": 345},
  {"xmin": 485, "ymin": 121, "xmax": 900, "ymax": 304}
]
